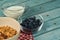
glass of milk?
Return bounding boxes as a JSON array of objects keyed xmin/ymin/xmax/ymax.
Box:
[{"xmin": 3, "ymin": 5, "xmax": 25, "ymax": 19}]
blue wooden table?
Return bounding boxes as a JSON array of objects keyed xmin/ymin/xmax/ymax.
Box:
[{"xmin": 0, "ymin": 0, "xmax": 60, "ymax": 40}]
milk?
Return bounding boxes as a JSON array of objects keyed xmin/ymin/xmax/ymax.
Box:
[{"xmin": 4, "ymin": 6, "xmax": 25, "ymax": 19}]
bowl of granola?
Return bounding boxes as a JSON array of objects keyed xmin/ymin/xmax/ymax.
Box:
[{"xmin": 0, "ymin": 17, "xmax": 21, "ymax": 40}]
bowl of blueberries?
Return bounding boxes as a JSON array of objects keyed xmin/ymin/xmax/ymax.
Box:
[{"xmin": 18, "ymin": 14, "xmax": 44, "ymax": 33}]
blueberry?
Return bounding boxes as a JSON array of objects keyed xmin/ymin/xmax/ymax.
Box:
[
  {"xmin": 28, "ymin": 23, "xmax": 32, "ymax": 28},
  {"xmin": 32, "ymin": 22, "xmax": 36, "ymax": 25},
  {"xmin": 29, "ymin": 16, "xmax": 36, "ymax": 21},
  {"xmin": 31, "ymin": 19, "xmax": 41, "ymax": 28},
  {"xmin": 37, "ymin": 19, "xmax": 40, "ymax": 23},
  {"xmin": 36, "ymin": 19, "xmax": 42, "ymax": 25},
  {"xmin": 31, "ymin": 23, "xmax": 35, "ymax": 29},
  {"xmin": 20, "ymin": 23, "xmax": 25, "ymax": 26},
  {"xmin": 23, "ymin": 18, "xmax": 29, "ymax": 22},
  {"xmin": 25, "ymin": 25, "xmax": 29, "ymax": 28},
  {"xmin": 21, "ymin": 23, "xmax": 27, "ymax": 28},
  {"xmin": 39, "ymin": 22, "xmax": 42, "ymax": 26}
]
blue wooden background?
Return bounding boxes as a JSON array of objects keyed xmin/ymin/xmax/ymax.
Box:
[{"xmin": 0, "ymin": 0, "xmax": 60, "ymax": 40}]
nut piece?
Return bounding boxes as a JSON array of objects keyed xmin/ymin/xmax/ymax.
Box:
[{"xmin": 0, "ymin": 25, "xmax": 17, "ymax": 39}]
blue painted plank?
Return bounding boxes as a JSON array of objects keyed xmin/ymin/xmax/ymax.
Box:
[
  {"xmin": 23, "ymin": 0, "xmax": 52, "ymax": 7},
  {"xmin": 22, "ymin": 0, "xmax": 60, "ymax": 19},
  {"xmin": 41, "ymin": 8, "xmax": 60, "ymax": 22},
  {"xmin": 35, "ymin": 29, "xmax": 60, "ymax": 40},
  {"xmin": 0, "ymin": 0, "xmax": 7, "ymax": 6},
  {"xmin": 1, "ymin": 0, "xmax": 28, "ymax": 8}
]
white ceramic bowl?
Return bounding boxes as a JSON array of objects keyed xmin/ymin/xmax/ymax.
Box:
[
  {"xmin": 3, "ymin": 6, "xmax": 25, "ymax": 19},
  {"xmin": 0, "ymin": 17, "xmax": 21, "ymax": 40}
]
